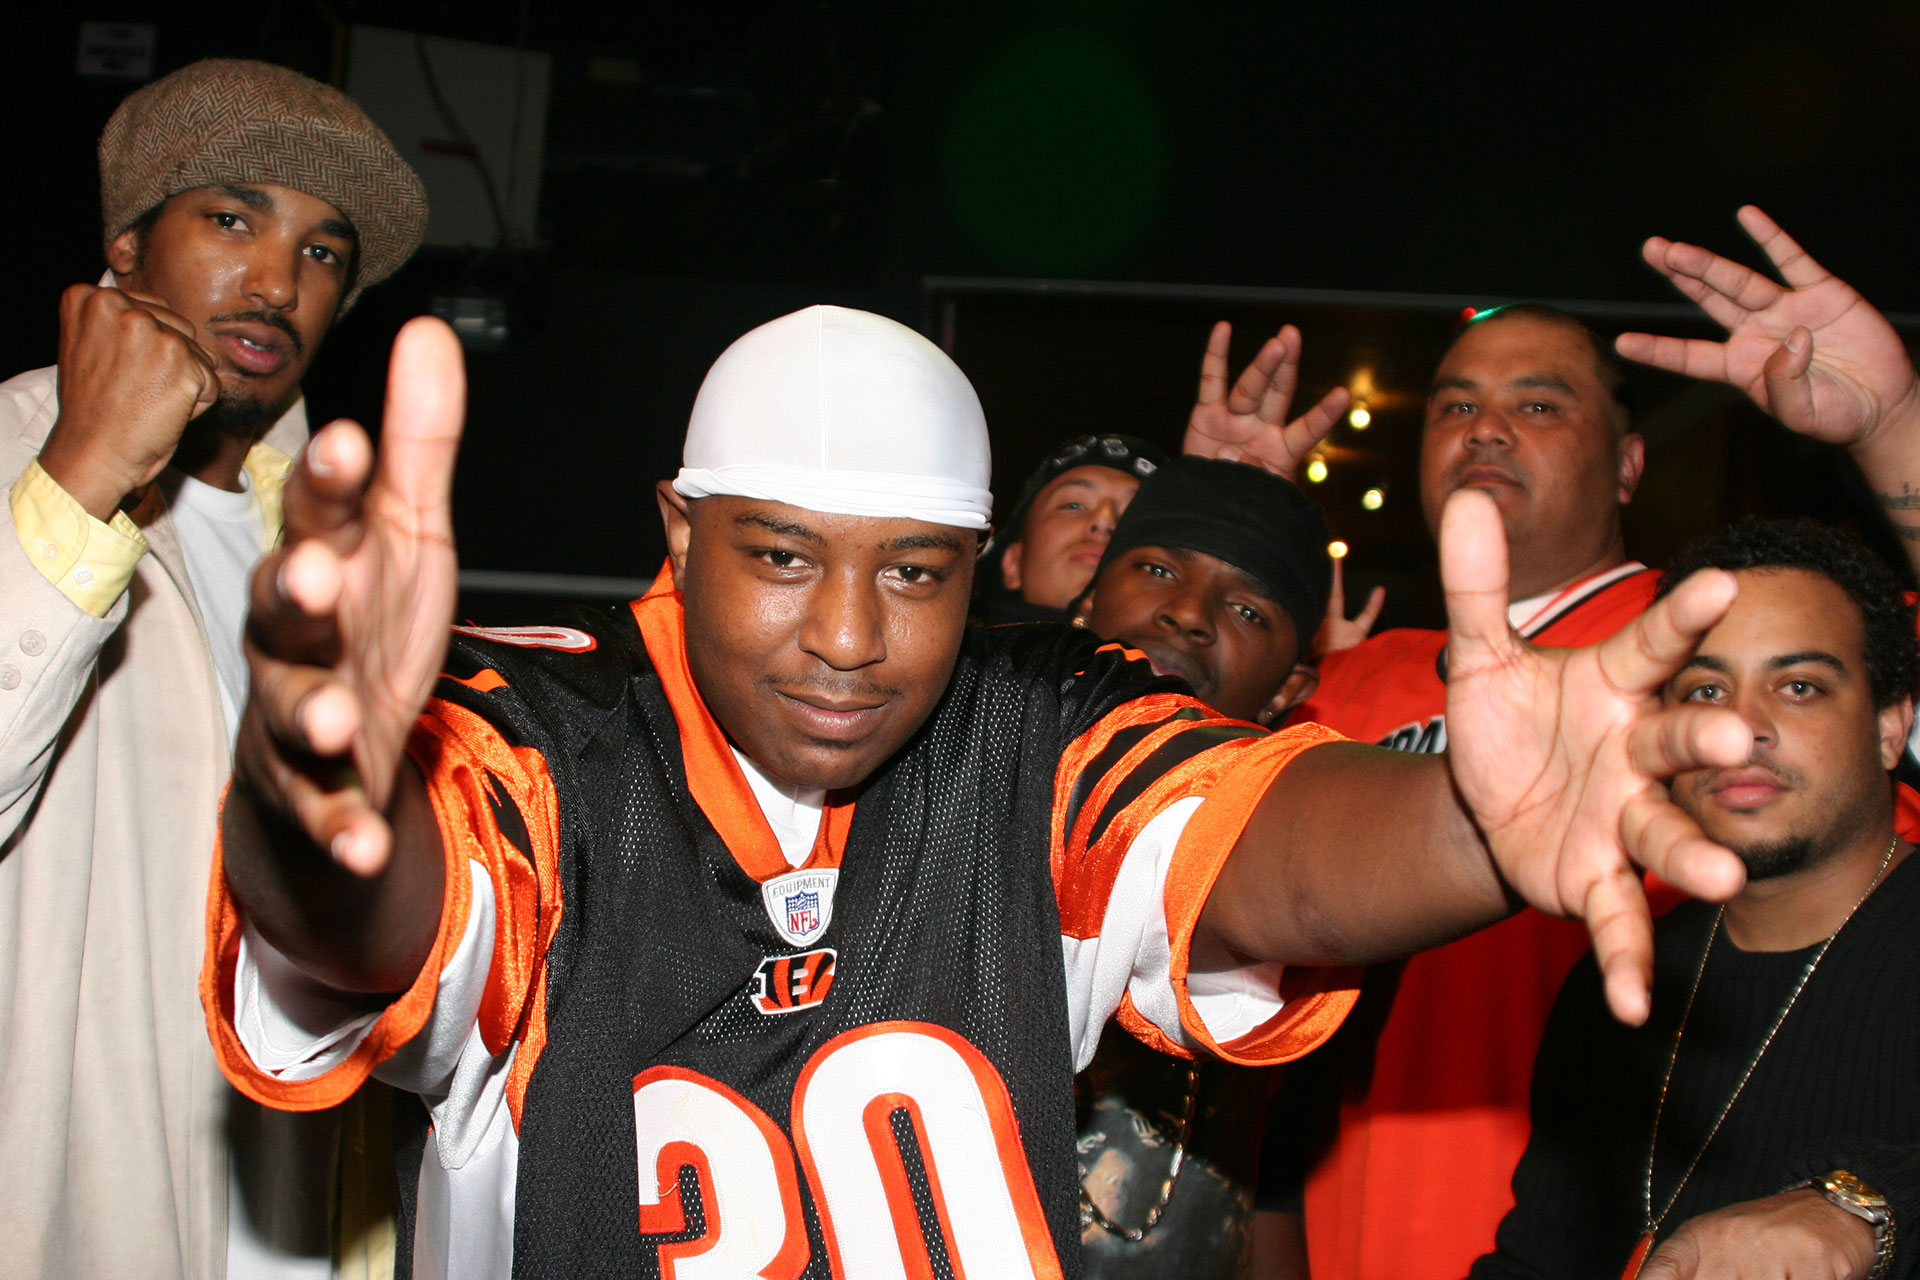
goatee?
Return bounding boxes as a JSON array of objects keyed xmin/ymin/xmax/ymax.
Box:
[{"xmin": 1736, "ymin": 836, "xmax": 1818, "ymax": 882}]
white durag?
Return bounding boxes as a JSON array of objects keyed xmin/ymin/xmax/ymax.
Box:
[{"xmin": 673, "ymin": 305, "xmax": 994, "ymax": 529}]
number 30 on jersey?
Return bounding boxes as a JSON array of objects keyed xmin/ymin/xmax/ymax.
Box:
[{"xmin": 633, "ymin": 1020, "xmax": 1063, "ymax": 1279}]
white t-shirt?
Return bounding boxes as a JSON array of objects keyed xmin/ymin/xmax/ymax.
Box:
[
  {"xmin": 173, "ymin": 469, "xmax": 336, "ymax": 1280},
  {"xmin": 171, "ymin": 470, "xmax": 267, "ymax": 742}
]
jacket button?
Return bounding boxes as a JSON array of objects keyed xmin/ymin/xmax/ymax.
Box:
[
  {"xmin": 0, "ymin": 664, "xmax": 19, "ymax": 690},
  {"xmin": 19, "ymin": 630, "xmax": 45, "ymax": 657}
]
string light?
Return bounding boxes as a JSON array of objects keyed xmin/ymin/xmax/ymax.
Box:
[
  {"xmin": 1305, "ymin": 455, "xmax": 1329, "ymax": 484},
  {"xmin": 1328, "ymin": 540, "xmax": 1349, "ymax": 560},
  {"xmin": 1362, "ymin": 488, "xmax": 1385, "ymax": 511},
  {"xmin": 1348, "ymin": 405, "xmax": 1371, "ymax": 430}
]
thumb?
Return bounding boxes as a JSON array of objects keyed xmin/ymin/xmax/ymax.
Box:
[
  {"xmin": 1440, "ymin": 489, "xmax": 1515, "ymax": 669},
  {"xmin": 1761, "ymin": 326, "xmax": 1817, "ymax": 430}
]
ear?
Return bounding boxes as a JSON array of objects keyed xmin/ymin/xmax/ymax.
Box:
[
  {"xmin": 1616, "ymin": 432, "xmax": 1646, "ymax": 505},
  {"xmin": 107, "ymin": 226, "xmax": 141, "ymax": 285},
  {"xmin": 1000, "ymin": 540, "xmax": 1025, "ymax": 592},
  {"xmin": 656, "ymin": 480, "xmax": 693, "ymax": 583},
  {"xmin": 1257, "ymin": 664, "xmax": 1320, "ymax": 726},
  {"xmin": 1070, "ymin": 583, "xmax": 1096, "ymax": 628},
  {"xmin": 1878, "ymin": 697, "xmax": 1913, "ymax": 772}
]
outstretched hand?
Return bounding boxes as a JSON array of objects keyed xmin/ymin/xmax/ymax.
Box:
[
  {"xmin": 1616, "ymin": 206, "xmax": 1920, "ymax": 452},
  {"xmin": 233, "ymin": 317, "xmax": 465, "ymax": 878},
  {"xmin": 1183, "ymin": 320, "xmax": 1350, "ymax": 479},
  {"xmin": 1439, "ymin": 491, "xmax": 1749, "ymax": 1024}
]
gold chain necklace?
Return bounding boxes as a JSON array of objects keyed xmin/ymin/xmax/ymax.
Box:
[{"xmin": 1622, "ymin": 835, "xmax": 1899, "ymax": 1279}]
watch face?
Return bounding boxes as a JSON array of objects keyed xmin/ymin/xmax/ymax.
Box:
[{"xmin": 1826, "ymin": 1170, "xmax": 1891, "ymax": 1214}]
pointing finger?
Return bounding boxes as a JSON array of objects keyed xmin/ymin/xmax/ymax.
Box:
[{"xmin": 371, "ymin": 317, "xmax": 466, "ymax": 528}]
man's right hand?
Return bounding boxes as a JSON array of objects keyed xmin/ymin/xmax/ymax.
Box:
[
  {"xmin": 234, "ymin": 316, "xmax": 465, "ymax": 880},
  {"xmin": 37, "ymin": 284, "xmax": 221, "ymax": 520}
]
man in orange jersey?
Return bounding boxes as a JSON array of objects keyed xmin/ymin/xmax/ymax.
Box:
[{"xmin": 1283, "ymin": 210, "xmax": 1920, "ymax": 1280}]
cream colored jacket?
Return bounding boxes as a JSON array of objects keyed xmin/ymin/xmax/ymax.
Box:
[{"xmin": 0, "ymin": 362, "xmax": 306, "ymax": 1279}]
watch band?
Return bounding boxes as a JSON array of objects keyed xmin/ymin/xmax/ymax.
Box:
[{"xmin": 1813, "ymin": 1169, "xmax": 1895, "ymax": 1280}]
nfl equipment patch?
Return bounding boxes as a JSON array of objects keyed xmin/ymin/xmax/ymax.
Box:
[
  {"xmin": 749, "ymin": 948, "xmax": 837, "ymax": 1015},
  {"xmin": 760, "ymin": 868, "xmax": 838, "ymax": 947}
]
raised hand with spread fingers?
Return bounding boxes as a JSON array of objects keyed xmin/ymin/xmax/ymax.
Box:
[
  {"xmin": 1183, "ymin": 320, "xmax": 1351, "ymax": 479},
  {"xmin": 1617, "ymin": 206, "xmax": 1920, "ymax": 569}
]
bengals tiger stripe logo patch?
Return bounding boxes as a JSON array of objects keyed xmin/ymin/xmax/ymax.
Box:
[{"xmin": 749, "ymin": 948, "xmax": 837, "ymax": 1015}]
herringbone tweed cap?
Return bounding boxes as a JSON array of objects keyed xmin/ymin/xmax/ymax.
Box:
[{"xmin": 99, "ymin": 59, "xmax": 428, "ymax": 310}]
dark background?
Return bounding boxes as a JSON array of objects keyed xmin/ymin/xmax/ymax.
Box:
[{"xmin": 6, "ymin": 2, "xmax": 1917, "ymax": 624}]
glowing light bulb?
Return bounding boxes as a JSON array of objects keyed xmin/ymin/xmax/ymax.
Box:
[
  {"xmin": 1362, "ymin": 488, "xmax": 1385, "ymax": 511},
  {"xmin": 1348, "ymin": 405, "xmax": 1371, "ymax": 430},
  {"xmin": 1305, "ymin": 456, "xmax": 1329, "ymax": 484},
  {"xmin": 1328, "ymin": 540, "xmax": 1349, "ymax": 560}
]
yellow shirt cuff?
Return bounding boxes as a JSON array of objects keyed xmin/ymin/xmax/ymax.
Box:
[
  {"xmin": 244, "ymin": 439, "xmax": 294, "ymax": 547},
  {"xmin": 10, "ymin": 459, "xmax": 148, "ymax": 617}
]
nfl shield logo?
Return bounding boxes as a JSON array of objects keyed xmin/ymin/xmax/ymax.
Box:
[
  {"xmin": 786, "ymin": 890, "xmax": 821, "ymax": 939},
  {"xmin": 762, "ymin": 868, "xmax": 837, "ymax": 947}
]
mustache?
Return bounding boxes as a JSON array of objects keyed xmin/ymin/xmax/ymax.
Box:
[
  {"xmin": 209, "ymin": 308, "xmax": 303, "ymax": 358},
  {"xmin": 1447, "ymin": 448, "xmax": 1529, "ymax": 487},
  {"xmin": 1707, "ymin": 755, "xmax": 1803, "ymax": 789}
]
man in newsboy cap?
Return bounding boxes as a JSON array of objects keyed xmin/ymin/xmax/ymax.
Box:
[{"xmin": 0, "ymin": 59, "xmax": 425, "ymax": 1279}]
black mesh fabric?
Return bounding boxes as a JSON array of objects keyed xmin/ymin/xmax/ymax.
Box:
[{"xmin": 427, "ymin": 610, "xmax": 1201, "ymax": 1277}]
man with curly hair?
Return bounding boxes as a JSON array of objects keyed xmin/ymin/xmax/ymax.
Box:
[{"xmin": 1474, "ymin": 518, "xmax": 1920, "ymax": 1280}]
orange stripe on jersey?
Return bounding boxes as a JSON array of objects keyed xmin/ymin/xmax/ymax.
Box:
[
  {"xmin": 449, "ymin": 666, "xmax": 508, "ymax": 693},
  {"xmin": 411, "ymin": 701, "xmax": 567, "ymax": 1128},
  {"xmin": 1049, "ymin": 693, "xmax": 1215, "ymax": 928},
  {"xmin": 630, "ymin": 561, "xmax": 855, "ymax": 881},
  {"xmin": 1051, "ymin": 693, "xmax": 1248, "ymax": 939},
  {"xmin": 1164, "ymin": 724, "xmax": 1362, "ymax": 1066},
  {"xmin": 201, "ymin": 756, "xmax": 480, "ymax": 1112}
]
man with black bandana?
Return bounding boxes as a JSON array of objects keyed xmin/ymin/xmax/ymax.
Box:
[{"xmin": 1072, "ymin": 457, "xmax": 1331, "ymax": 1277}]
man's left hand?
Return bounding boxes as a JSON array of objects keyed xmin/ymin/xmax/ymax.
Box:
[
  {"xmin": 1637, "ymin": 1190, "xmax": 1877, "ymax": 1279},
  {"xmin": 1440, "ymin": 490, "xmax": 1750, "ymax": 1025}
]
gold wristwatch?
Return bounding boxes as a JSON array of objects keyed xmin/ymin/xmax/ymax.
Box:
[{"xmin": 1812, "ymin": 1169, "xmax": 1895, "ymax": 1280}]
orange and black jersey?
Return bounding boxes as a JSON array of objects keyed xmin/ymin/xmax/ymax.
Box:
[{"xmin": 206, "ymin": 570, "xmax": 1355, "ymax": 1279}]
